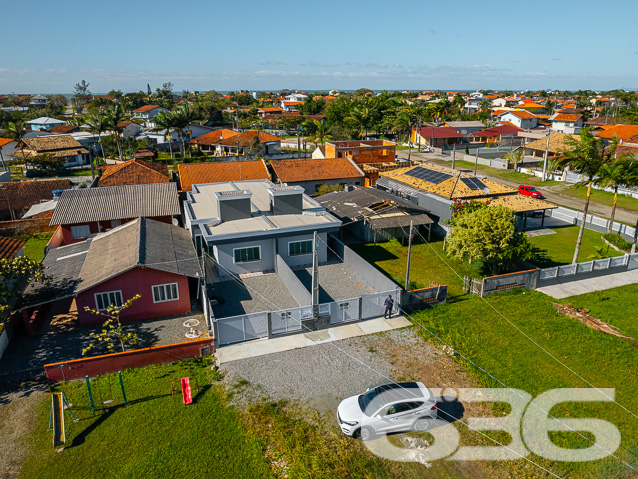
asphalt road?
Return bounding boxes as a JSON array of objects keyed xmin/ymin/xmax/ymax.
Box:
[{"xmin": 397, "ymin": 151, "xmax": 638, "ymax": 226}]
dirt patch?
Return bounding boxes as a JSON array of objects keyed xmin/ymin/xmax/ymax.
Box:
[
  {"xmin": 552, "ymin": 302, "xmax": 634, "ymax": 342},
  {"xmin": 0, "ymin": 382, "xmax": 48, "ymax": 478}
]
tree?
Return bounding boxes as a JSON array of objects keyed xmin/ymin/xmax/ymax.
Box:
[
  {"xmin": 153, "ymin": 111, "xmax": 176, "ymax": 162},
  {"xmin": 104, "ymin": 104, "xmax": 126, "ymax": 160},
  {"xmin": 4, "ymin": 120, "xmax": 27, "ymax": 159},
  {"xmin": 595, "ymin": 155, "xmax": 638, "ymax": 232},
  {"xmin": 9, "ymin": 153, "xmax": 65, "ymax": 172},
  {"xmin": 84, "ymin": 112, "xmax": 109, "ymax": 172},
  {"xmin": 316, "ymin": 184, "xmax": 343, "ymax": 195},
  {"xmin": 0, "ymin": 257, "xmax": 47, "ymax": 317},
  {"xmin": 174, "ymin": 104, "xmax": 195, "ymax": 158},
  {"xmin": 312, "ymin": 121, "xmax": 332, "ymax": 147},
  {"xmin": 392, "ymin": 111, "xmax": 411, "ymax": 140},
  {"xmin": 72, "ymin": 80, "xmax": 92, "ymax": 114},
  {"xmin": 446, "ymin": 206, "xmax": 533, "ymax": 275},
  {"xmin": 555, "ymin": 129, "xmax": 619, "ymax": 263},
  {"xmin": 345, "ymin": 105, "xmax": 373, "ymax": 138},
  {"xmin": 82, "ymin": 294, "xmax": 140, "ymax": 355},
  {"xmin": 504, "ymin": 150, "xmax": 523, "ymax": 170}
]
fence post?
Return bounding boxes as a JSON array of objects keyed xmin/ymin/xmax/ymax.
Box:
[
  {"xmin": 267, "ymin": 312, "xmax": 273, "ymax": 339},
  {"xmin": 358, "ymin": 297, "xmax": 363, "ymax": 322}
]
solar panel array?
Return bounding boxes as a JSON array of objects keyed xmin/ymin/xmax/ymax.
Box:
[
  {"xmin": 460, "ymin": 177, "xmax": 487, "ymax": 190},
  {"xmin": 404, "ymin": 167, "xmax": 452, "ymax": 184}
]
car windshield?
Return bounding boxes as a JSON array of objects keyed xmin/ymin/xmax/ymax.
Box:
[
  {"xmin": 529, "ymin": 187, "xmax": 538, "ymax": 192},
  {"xmin": 358, "ymin": 389, "xmax": 379, "ymax": 416}
]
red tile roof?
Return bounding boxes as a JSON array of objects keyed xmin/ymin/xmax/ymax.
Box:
[
  {"xmin": 177, "ymin": 160, "xmax": 270, "ymax": 191},
  {"xmin": 258, "ymin": 107, "xmax": 284, "ymax": 113},
  {"xmin": 551, "ymin": 114, "xmax": 583, "ymax": 122},
  {"xmin": 133, "ymin": 104, "xmax": 161, "ymax": 113},
  {"xmin": 271, "ymin": 158, "xmax": 364, "ymax": 183},
  {"xmin": 0, "ymin": 237, "xmax": 26, "ymax": 259},
  {"xmin": 190, "ymin": 129, "xmax": 239, "ymax": 146},
  {"xmin": 98, "ymin": 159, "xmax": 170, "ymax": 187},
  {"xmin": 0, "ymin": 137, "xmax": 14, "ymax": 147},
  {"xmin": 595, "ymin": 125, "xmax": 638, "ymax": 140},
  {"xmin": 504, "ymin": 110, "xmax": 538, "ymax": 119},
  {"xmin": 471, "ymin": 124, "xmax": 521, "ymax": 137},
  {"xmin": 48, "ymin": 125, "xmax": 80, "ymax": 134},
  {"xmin": 217, "ymin": 130, "xmax": 281, "ymax": 148},
  {"xmin": 415, "ymin": 126, "xmax": 464, "ymax": 139},
  {"xmin": 0, "ymin": 178, "xmax": 71, "ymax": 213}
]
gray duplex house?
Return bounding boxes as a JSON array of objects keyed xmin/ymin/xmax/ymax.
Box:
[{"xmin": 183, "ymin": 179, "xmax": 342, "ymax": 276}]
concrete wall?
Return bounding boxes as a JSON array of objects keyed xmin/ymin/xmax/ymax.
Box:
[
  {"xmin": 43, "ymin": 338, "xmax": 213, "ymax": 381},
  {"xmin": 286, "ymin": 178, "xmax": 363, "ymax": 194},
  {"xmin": 547, "ymin": 207, "xmax": 636, "ymax": 241},
  {"xmin": 276, "ymin": 232, "xmax": 327, "ymax": 267},
  {"xmin": 481, "ymin": 269, "xmax": 539, "ymax": 296},
  {"xmin": 213, "ymin": 238, "xmax": 276, "ymax": 276},
  {"xmin": 402, "ymin": 285, "xmax": 447, "ymax": 310},
  {"xmin": 275, "ymin": 254, "xmax": 312, "ymax": 306}
]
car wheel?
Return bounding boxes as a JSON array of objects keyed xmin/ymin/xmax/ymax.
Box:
[
  {"xmin": 414, "ymin": 418, "xmax": 433, "ymax": 432},
  {"xmin": 357, "ymin": 427, "xmax": 375, "ymax": 441}
]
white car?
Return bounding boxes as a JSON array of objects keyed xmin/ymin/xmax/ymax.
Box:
[{"xmin": 337, "ymin": 382, "xmax": 437, "ymax": 440}]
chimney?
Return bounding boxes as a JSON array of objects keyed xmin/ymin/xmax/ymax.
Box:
[
  {"xmin": 268, "ymin": 186, "xmax": 304, "ymax": 215},
  {"xmin": 215, "ymin": 190, "xmax": 252, "ymax": 222}
]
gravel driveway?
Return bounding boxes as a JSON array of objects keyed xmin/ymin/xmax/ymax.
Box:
[{"xmin": 222, "ymin": 328, "xmax": 447, "ymax": 414}]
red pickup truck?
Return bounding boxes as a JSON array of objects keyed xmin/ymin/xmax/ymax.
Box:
[{"xmin": 518, "ymin": 184, "xmax": 542, "ymax": 199}]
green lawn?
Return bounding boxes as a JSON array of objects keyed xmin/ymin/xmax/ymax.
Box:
[
  {"xmin": 527, "ymin": 225, "xmax": 623, "ymax": 267},
  {"xmin": 21, "ymin": 358, "xmax": 273, "ymax": 479},
  {"xmin": 21, "ymin": 232, "xmax": 54, "ymax": 262},
  {"xmin": 410, "ymin": 287, "xmax": 638, "ymax": 478},
  {"xmin": 553, "ymin": 184, "xmax": 638, "ymax": 212}
]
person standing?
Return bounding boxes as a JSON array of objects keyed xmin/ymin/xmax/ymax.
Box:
[{"xmin": 384, "ymin": 295, "xmax": 394, "ymax": 319}]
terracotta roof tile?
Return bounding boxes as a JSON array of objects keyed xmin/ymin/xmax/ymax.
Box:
[
  {"xmin": 98, "ymin": 159, "xmax": 170, "ymax": 187},
  {"xmin": 551, "ymin": 113, "xmax": 583, "ymax": 122},
  {"xmin": 190, "ymin": 129, "xmax": 239, "ymax": 146},
  {"xmin": 0, "ymin": 237, "xmax": 26, "ymax": 259},
  {"xmin": 0, "ymin": 137, "xmax": 14, "ymax": 147},
  {"xmin": 415, "ymin": 126, "xmax": 464, "ymax": 139},
  {"xmin": 177, "ymin": 160, "xmax": 270, "ymax": 191},
  {"xmin": 270, "ymin": 158, "xmax": 364, "ymax": 183},
  {"xmin": 217, "ymin": 130, "xmax": 281, "ymax": 148},
  {"xmin": 595, "ymin": 125, "xmax": 638, "ymax": 140},
  {"xmin": 258, "ymin": 107, "xmax": 284, "ymax": 112},
  {"xmin": 48, "ymin": 125, "xmax": 80, "ymax": 134},
  {"xmin": 0, "ymin": 178, "xmax": 71, "ymax": 213},
  {"xmin": 505, "ymin": 110, "xmax": 538, "ymax": 119},
  {"xmin": 132, "ymin": 104, "xmax": 161, "ymax": 112}
]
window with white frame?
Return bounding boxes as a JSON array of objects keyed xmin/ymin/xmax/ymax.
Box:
[
  {"xmin": 71, "ymin": 224, "xmax": 91, "ymax": 239},
  {"xmin": 152, "ymin": 283, "xmax": 179, "ymax": 303},
  {"xmin": 288, "ymin": 239, "xmax": 313, "ymax": 256},
  {"xmin": 233, "ymin": 246, "xmax": 261, "ymax": 263},
  {"xmin": 94, "ymin": 291, "xmax": 123, "ymax": 311}
]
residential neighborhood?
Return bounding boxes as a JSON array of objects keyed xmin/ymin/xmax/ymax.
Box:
[{"xmin": 1, "ymin": 1, "xmax": 638, "ymax": 478}]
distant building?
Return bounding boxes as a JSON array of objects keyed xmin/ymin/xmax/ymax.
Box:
[
  {"xmin": 131, "ymin": 105, "xmax": 169, "ymax": 128},
  {"xmin": 315, "ymin": 140, "xmax": 396, "ymax": 164},
  {"xmin": 26, "ymin": 117, "xmax": 66, "ymax": 131},
  {"xmin": 270, "ymin": 158, "xmax": 364, "ymax": 193}
]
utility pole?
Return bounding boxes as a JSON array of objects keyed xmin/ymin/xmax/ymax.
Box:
[
  {"xmin": 474, "ymin": 149, "xmax": 479, "ymax": 176},
  {"xmin": 311, "ymin": 230, "xmax": 319, "ymax": 322},
  {"xmin": 405, "ymin": 221, "xmax": 414, "ymax": 291},
  {"xmin": 542, "ymin": 131, "xmax": 551, "ymax": 181},
  {"xmin": 297, "ymin": 131, "xmax": 301, "ymax": 160},
  {"xmin": 417, "ymin": 121, "xmax": 421, "ymax": 153},
  {"xmin": 452, "ymin": 143, "xmax": 456, "ymax": 169},
  {"xmin": 408, "ymin": 125, "xmax": 412, "ymax": 161}
]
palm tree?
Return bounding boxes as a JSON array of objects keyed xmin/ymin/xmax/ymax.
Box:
[
  {"xmin": 595, "ymin": 155, "xmax": 638, "ymax": 232},
  {"xmin": 392, "ymin": 111, "xmax": 411, "ymax": 141},
  {"xmin": 313, "ymin": 121, "xmax": 332, "ymax": 146},
  {"xmin": 105, "ymin": 105, "xmax": 126, "ymax": 160},
  {"xmin": 504, "ymin": 150, "xmax": 522, "ymax": 170},
  {"xmin": 174, "ymin": 104, "xmax": 196, "ymax": 158},
  {"xmin": 345, "ymin": 106, "xmax": 373, "ymax": 138},
  {"xmin": 555, "ymin": 129, "xmax": 619, "ymax": 263},
  {"xmin": 153, "ymin": 111, "xmax": 176, "ymax": 163},
  {"xmin": 5, "ymin": 121, "xmax": 27, "ymax": 159},
  {"xmin": 84, "ymin": 113, "xmax": 108, "ymax": 178}
]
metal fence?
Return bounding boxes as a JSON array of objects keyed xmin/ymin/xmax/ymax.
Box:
[
  {"xmin": 328, "ymin": 297, "xmax": 360, "ymax": 325},
  {"xmin": 216, "ymin": 312, "xmax": 268, "ymax": 346},
  {"xmin": 538, "ymin": 253, "xmax": 637, "ymax": 281},
  {"xmin": 271, "ymin": 307, "xmax": 306, "ymax": 335},
  {"xmin": 361, "ymin": 290, "xmax": 398, "ymax": 320}
]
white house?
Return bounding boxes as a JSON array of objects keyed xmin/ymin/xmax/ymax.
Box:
[
  {"xmin": 131, "ymin": 105, "xmax": 169, "ymax": 129},
  {"xmin": 284, "ymin": 93, "xmax": 308, "ymax": 102},
  {"xmin": 548, "ymin": 113, "xmax": 583, "ymax": 134},
  {"xmin": 497, "ymin": 110, "xmax": 539, "ymax": 130},
  {"xmin": 29, "ymin": 95, "xmax": 49, "ymax": 108},
  {"xmin": 117, "ymin": 121, "xmax": 144, "ymax": 139}
]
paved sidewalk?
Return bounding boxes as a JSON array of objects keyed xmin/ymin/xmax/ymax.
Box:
[
  {"xmin": 537, "ymin": 268, "xmax": 638, "ymax": 299},
  {"xmin": 216, "ymin": 316, "xmax": 411, "ymax": 363}
]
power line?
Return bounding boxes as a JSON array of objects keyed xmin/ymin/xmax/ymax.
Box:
[{"xmin": 207, "ymin": 253, "xmax": 563, "ymax": 478}]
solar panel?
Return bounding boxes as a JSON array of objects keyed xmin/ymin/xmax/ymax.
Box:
[
  {"xmin": 460, "ymin": 177, "xmax": 487, "ymax": 190},
  {"xmin": 405, "ymin": 167, "xmax": 452, "ymax": 184}
]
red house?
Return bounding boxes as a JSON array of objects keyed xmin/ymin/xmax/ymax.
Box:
[
  {"xmin": 49, "ymin": 182, "xmax": 180, "ymax": 246},
  {"xmin": 20, "ymin": 217, "xmax": 201, "ymax": 327}
]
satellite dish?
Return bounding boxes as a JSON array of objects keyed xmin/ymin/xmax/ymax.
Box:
[
  {"xmin": 483, "ymin": 187, "xmax": 490, "ymax": 194},
  {"xmin": 172, "ymin": 218, "xmax": 179, "ymax": 226}
]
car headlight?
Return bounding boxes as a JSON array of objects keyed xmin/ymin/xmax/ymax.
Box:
[{"xmin": 342, "ymin": 420, "xmax": 359, "ymax": 427}]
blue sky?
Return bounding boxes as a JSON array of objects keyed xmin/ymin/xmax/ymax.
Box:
[{"xmin": 2, "ymin": 0, "xmax": 637, "ymax": 93}]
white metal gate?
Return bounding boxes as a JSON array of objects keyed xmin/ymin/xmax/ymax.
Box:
[{"xmin": 216, "ymin": 312, "xmax": 268, "ymax": 346}]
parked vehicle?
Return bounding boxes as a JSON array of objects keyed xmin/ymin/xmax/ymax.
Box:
[
  {"xmin": 337, "ymin": 382, "xmax": 437, "ymax": 440},
  {"xmin": 518, "ymin": 184, "xmax": 542, "ymax": 198}
]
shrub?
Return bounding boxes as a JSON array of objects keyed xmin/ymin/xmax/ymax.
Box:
[{"xmin": 603, "ymin": 233, "xmax": 633, "ymax": 251}]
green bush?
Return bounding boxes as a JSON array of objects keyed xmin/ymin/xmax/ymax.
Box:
[{"xmin": 603, "ymin": 232, "xmax": 633, "ymax": 251}]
